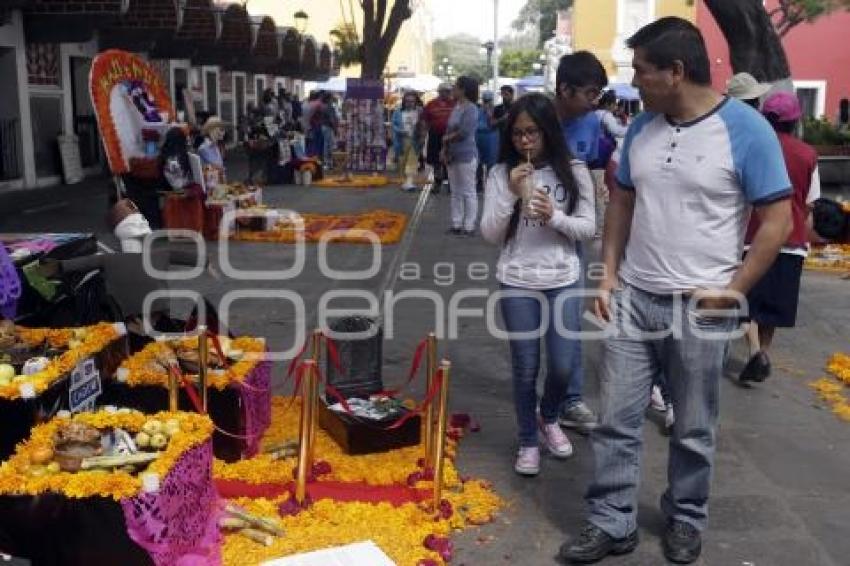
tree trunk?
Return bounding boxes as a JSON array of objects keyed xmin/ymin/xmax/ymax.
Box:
[
  {"xmin": 359, "ymin": 0, "xmax": 412, "ymax": 79},
  {"xmin": 704, "ymin": 0, "xmax": 791, "ymax": 82}
]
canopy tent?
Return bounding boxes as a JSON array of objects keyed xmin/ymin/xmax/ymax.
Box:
[
  {"xmin": 390, "ymin": 74, "xmax": 442, "ymax": 93},
  {"xmin": 608, "ymin": 82, "xmax": 641, "ymax": 101},
  {"xmin": 515, "ymin": 75, "xmax": 546, "ymax": 95},
  {"xmin": 307, "ymin": 76, "xmax": 347, "ymax": 94}
]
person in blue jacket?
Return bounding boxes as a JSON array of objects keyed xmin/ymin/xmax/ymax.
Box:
[
  {"xmin": 391, "ymin": 91, "xmax": 424, "ymax": 191},
  {"xmin": 476, "ymin": 91, "xmax": 500, "ymax": 192}
]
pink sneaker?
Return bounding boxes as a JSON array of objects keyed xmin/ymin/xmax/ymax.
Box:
[
  {"xmin": 514, "ymin": 446, "xmax": 540, "ymax": 476},
  {"xmin": 541, "ymin": 423, "xmax": 574, "ymax": 458}
]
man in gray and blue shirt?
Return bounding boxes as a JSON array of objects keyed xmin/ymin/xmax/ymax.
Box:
[{"xmin": 560, "ymin": 18, "xmax": 792, "ymax": 565}]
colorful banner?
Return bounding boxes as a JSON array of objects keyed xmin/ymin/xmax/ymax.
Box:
[{"xmin": 341, "ymin": 79, "xmax": 387, "ymax": 173}]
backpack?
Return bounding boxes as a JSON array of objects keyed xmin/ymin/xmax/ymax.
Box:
[{"xmin": 588, "ymin": 130, "xmax": 616, "ymax": 170}]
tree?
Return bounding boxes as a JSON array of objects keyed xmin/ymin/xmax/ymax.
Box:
[
  {"xmin": 705, "ymin": 0, "xmax": 850, "ymax": 83},
  {"xmin": 498, "ymin": 49, "xmax": 540, "ymax": 78},
  {"xmin": 512, "ymin": 0, "xmax": 573, "ymax": 48},
  {"xmin": 432, "ymin": 34, "xmax": 490, "ymax": 82},
  {"xmin": 329, "ymin": 23, "xmax": 362, "ymax": 68},
  {"xmin": 768, "ymin": 0, "xmax": 850, "ymax": 36},
  {"xmin": 358, "ymin": 0, "xmax": 414, "ymax": 79}
]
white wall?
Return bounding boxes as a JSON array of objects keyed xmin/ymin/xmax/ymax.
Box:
[{"xmin": 0, "ymin": 11, "xmax": 35, "ymax": 189}]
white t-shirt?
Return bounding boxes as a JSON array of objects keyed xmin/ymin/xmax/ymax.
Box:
[
  {"xmin": 615, "ymin": 97, "xmax": 792, "ymax": 294},
  {"xmin": 401, "ymin": 110, "xmax": 419, "ymax": 136},
  {"xmin": 481, "ymin": 162, "xmax": 596, "ymax": 289}
]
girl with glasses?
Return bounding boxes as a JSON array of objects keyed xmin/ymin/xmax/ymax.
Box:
[{"xmin": 480, "ymin": 93, "xmax": 596, "ymax": 476}]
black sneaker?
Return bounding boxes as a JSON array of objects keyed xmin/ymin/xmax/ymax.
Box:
[
  {"xmin": 558, "ymin": 522, "xmax": 638, "ymax": 564},
  {"xmin": 662, "ymin": 520, "xmax": 701, "ymax": 564},
  {"xmin": 446, "ymin": 227, "xmax": 463, "ymax": 236},
  {"xmin": 739, "ymin": 351, "xmax": 771, "ymax": 383}
]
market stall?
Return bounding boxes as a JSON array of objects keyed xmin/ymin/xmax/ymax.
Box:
[
  {"xmin": 0, "ymin": 322, "xmax": 128, "ymax": 460},
  {"xmin": 105, "ymin": 335, "xmax": 271, "ymax": 462}
]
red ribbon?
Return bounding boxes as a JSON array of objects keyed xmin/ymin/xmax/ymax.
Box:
[
  {"xmin": 378, "ymin": 337, "xmax": 427, "ymax": 397},
  {"xmin": 386, "ymin": 368, "xmax": 443, "ymax": 430},
  {"xmin": 167, "ymin": 364, "xmax": 205, "ymax": 414},
  {"xmin": 286, "ymin": 339, "xmax": 309, "ymax": 381}
]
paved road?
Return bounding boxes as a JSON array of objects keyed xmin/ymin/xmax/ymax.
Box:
[{"xmin": 2, "ymin": 164, "xmax": 849, "ymax": 565}]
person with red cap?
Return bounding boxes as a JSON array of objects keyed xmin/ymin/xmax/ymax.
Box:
[{"xmin": 739, "ymin": 91, "xmax": 821, "ymax": 383}]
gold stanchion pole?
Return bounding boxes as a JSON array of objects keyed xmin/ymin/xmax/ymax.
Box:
[
  {"xmin": 198, "ymin": 325, "xmax": 209, "ymax": 414},
  {"xmin": 432, "ymin": 359, "xmax": 451, "ymax": 511},
  {"xmin": 295, "ymin": 360, "xmax": 317, "ymax": 504},
  {"xmin": 167, "ymin": 365, "xmax": 179, "ymax": 412},
  {"xmin": 424, "ymin": 332, "xmax": 437, "ymax": 467},
  {"xmin": 308, "ymin": 329, "xmax": 322, "ymax": 469}
]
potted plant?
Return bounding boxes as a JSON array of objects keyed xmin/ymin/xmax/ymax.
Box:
[{"xmin": 803, "ymin": 118, "xmax": 850, "ymax": 156}]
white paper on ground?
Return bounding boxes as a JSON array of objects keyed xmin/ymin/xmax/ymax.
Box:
[{"xmin": 260, "ymin": 540, "xmax": 396, "ymax": 566}]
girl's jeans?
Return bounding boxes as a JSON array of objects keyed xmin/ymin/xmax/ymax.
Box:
[{"xmin": 499, "ymin": 282, "xmax": 585, "ymax": 447}]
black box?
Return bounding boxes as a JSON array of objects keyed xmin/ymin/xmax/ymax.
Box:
[{"xmin": 318, "ymin": 399, "xmax": 420, "ymax": 455}]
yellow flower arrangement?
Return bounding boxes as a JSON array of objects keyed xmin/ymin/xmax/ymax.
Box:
[
  {"xmin": 809, "ymin": 353, "xmax": 850, "ymax": 423},
  {"xmin": 0, "ymin": 323, "xmax": 122, "ymax": 401},
  {"xmin": 220, "ymin": 488, "xmax": 501, "ymax": 566},
  {"xmin": 826, "ymin": 353, "xmax": 850, "ymax": 386},
  {"xmin": 313, "ymin": 175, "xmax": 391, "ymax": 189},
  {"xmin": 118, "ymin": 336, "xmax": 265, "ymax": 390},
  {"xmin": 804, "ymin": 244, "xmax": 850, "ymax": 274},
  {"xmin": 231, "ymin": 210, "xmax": 408, "ymax": 245},
  {"xmin": 0, "ymin": 410, "xmax": 212, "ymax": 501},
  {"xmin": 211, "ymin": 396, "xmax": 503, "ymax": 564},
  {"xmin": 214, "ymin": 397, "xmax": 462, "ymax": 487}
]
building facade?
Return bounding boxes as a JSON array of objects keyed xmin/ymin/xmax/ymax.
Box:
[
  {"xmin": 572, "ymin": 0, "xmax": 696, "ymax": 84},
  {"xmin": 0, "ymin": 1, "xmax": 336, "ymax": 191},
  {"xmin": 249, "ymin": 0, "xmax": 433, "ymax": 77},
  {"xmin": 697, "ymin": 1, "xmax": 850, "ymax": 121}
]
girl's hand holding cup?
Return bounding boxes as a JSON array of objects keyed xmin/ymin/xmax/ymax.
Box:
[{"xmin": 527, "ymin": 189, "xmax": 553, "ymax": 222}]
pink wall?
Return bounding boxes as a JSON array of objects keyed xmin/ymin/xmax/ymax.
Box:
[{"xmin": 697, "ymin": 0, "xmax": 850, "ymax": 119}]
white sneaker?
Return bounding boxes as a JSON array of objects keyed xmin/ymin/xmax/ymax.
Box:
[
  {"xmin": 541, "ymin": 423, "xmax": 574, "ymax": 459},
  {"xmin": 650, "ymin": 385, "xmax": 667, "ymax": 412},
  {"xmin": 514, "ymin": 446, "xmax": 540, "ymax": 476},
  {"xmin": 665, "ymin": 404, "xmax": 676, "ymax": 429}
]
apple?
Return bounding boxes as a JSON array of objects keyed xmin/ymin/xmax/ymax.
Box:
[
  {"xmin": 0, "ymin": 364, "xmax": 14, "ymax": 382},
  {"xmin": 142, "ymin": 419, "xmax": 163, "ymax": 435},
  {"xmin": 149, "ymin": 433, "xmax": 168, "ymax": 450},
  {"xmin": 135, "ymin": 431, "xmax": 151, "ymax": 448}
]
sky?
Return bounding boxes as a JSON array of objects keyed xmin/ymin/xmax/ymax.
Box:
[{"xmin": 429, "ymin": 0, "xmax": 527, "ymax": 40}]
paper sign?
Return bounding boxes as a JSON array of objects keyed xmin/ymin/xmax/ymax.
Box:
[
  {"xmin": 261, "ymin": 541, "xmax": 396, "ymax": 566},
  {"xmin": 69, "ymin": 358, "xmax": 101, "ymax": 413}
]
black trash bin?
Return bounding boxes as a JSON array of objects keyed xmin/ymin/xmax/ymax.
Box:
[{"xmin": 325, "ymin": 316, "xmax": 383, "ymax": 399}]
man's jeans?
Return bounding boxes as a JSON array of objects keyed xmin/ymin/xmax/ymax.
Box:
[
  {"xmin": 586, "ymin": 283, "xmax": 735, "ymax": 537},
  {"xmin": 499, "ymin": 283, "xmax": 585, "ymax": 447}
]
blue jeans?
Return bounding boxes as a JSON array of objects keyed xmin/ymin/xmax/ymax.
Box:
[
  {"xmin": 321, "ymin": 125, "xmax": 335, "ymax": 164},
  {"xmin": 586, "ymin": 283, "xmax": 735, "ymax": 538},
  {"xmin": 499, "ymin": 283, "xmax": 585, "ymax": 447}
]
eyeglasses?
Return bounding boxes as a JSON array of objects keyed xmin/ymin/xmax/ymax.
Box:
[{"xmin": 511, "ymin": 127, "xmax": 541, "ymax": 141}]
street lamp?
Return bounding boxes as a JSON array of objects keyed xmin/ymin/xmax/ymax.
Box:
[
  {"xmin": 481, "ymin": 41, "xmax": 495, "ymax": 76},
  {"xmin": 294, "ymin": 10, "xmax": 308, "ymax": 33}
]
